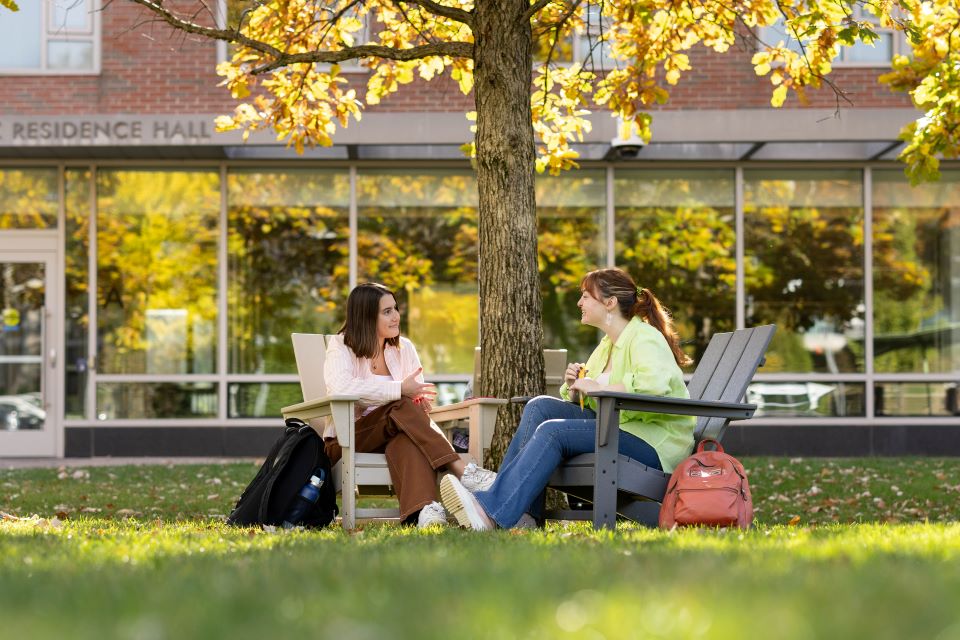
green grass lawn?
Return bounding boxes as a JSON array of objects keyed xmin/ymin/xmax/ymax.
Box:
[{"xmin": 3, "ymin": 457, "xmax": 960, "ymax": 639}]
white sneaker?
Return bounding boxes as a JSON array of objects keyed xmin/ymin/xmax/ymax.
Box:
[
  {"xmin": 515, "ymin": 512, "xmax": 537, "ymax": 529},
  {"xmin": 460, "ymin": 462, "xmax": 497, "ymax": 493},
  {"xmin": 440, "ymin": 475, "xmax": 495, "ymax": 531},
  {"xmin": 416, "ymin": 501, "xmax": 449, "ymax": 528}
]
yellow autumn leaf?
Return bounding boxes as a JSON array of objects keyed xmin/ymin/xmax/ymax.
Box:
[{"xmin": 771, "ymin": 84, "xmax": 789, "ymax": 107}]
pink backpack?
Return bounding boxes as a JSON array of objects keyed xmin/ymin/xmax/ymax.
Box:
[{"xmin": 659, "ymin": 439, "xmax": 753, "ymax": 529}]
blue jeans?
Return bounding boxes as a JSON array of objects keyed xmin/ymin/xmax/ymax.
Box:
[{"xmin": 474, "ymin": 395, "xmax": 663, "ymax": 528}]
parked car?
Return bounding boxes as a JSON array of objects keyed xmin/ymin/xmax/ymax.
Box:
[{"xmin": 0, "ymin": 395, "xmax": 46, "ymax": 430}]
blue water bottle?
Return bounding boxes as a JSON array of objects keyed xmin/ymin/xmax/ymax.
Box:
[{"xmin": 282, "ymin": 469, "xmax": 325, "ymax": 529}]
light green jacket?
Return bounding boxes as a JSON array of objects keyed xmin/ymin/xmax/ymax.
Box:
[{"xmin": 559, "ymin": 317, "xmax": 695, "ymax": 473}]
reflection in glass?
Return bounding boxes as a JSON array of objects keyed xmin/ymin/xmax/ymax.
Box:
[
  {"xmin": 357, "ymin": 170, "xmax": 479, "ymax": 375},
  {"xmin": 615, "ymin": 170, "xmax": 735, "ymax": 362},
  {"xmin": 0, "ymin": 263, "xmax": 46, "ymax": 430},
  {"xmin": 748, "ymin": 381, "xmax": 865, "ymax": 417},
  {"xmin": 96, "ymin": 383, "xmax": 217, "ymax": 420},
  {"xmin": 228, "ymin": 383, "xmax": 304, "ymax": 418},
  {"xmin": 47, "ymin": 41, "xmax": 94, "ymax": 70},
  {"xmin": 0, "ymin": 169, "xmax": 58, "ymax": 229},
  {"xmin": 0, "ymin": 2, "xmax": 41, "ymax": 69},
  {"xmin": 537, "ymin": 170, "xmax": 606, "ymax": 363},
  {"xmin": 872, "ymin": 170, "xmax": 960, "ymax": 374},
  {"xmin": 744, "ymin": 170, "xmax": 864, "ymax": 373},
  {"xmin": 65, "ymin": 169, "xmax": 90, "ymax": 419},
  {"xmin": 228, "ymin": 169, "xmax": 350, "ymax": 375},
  {"xmin": 876, "ymin": 382, "xmax": 960, "ymax": 417},
  {"xmin": 96, "ymin": 170, "xmax": 219, "ymax": 374}
]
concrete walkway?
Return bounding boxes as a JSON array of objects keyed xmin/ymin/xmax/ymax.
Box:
[{"xmin": 0, "ymin": 457, "xmax": 258, "ymax": 469}]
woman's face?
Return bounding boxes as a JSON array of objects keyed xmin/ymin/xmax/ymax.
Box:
[
  {"xmin": 376, "ymin": 294, "xmax": 401, "ymax": 341},
  {"xmin": 577, "ymin": 287, "xmax": 612, "ymax": 327}
]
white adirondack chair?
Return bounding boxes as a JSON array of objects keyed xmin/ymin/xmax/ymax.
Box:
[{"xmin": 280, "ymin": 333, "xmax": 506, "ymax": 530}]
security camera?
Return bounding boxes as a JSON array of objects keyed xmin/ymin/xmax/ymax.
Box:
[
  {"xmin": 607, "ymin": 117, "xmax": 645, "ymax": 160},
  {"xmin": 609, "ymin": 137, "xmax": 644, "ymax": 159}
]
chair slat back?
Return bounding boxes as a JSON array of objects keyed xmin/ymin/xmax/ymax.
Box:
[
  {"xmin": 292, "ymin": 333, "xmax": 329, "ymax": 401},
  {"xmin": 689, "ymin": 325, "xmax": 777, "ymax": 441}
]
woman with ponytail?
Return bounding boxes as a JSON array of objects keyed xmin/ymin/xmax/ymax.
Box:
[{"xmin": 440, "ymin": 268, "xmax": 695, "ymax": 530}]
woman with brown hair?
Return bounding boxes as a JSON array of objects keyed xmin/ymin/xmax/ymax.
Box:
[
  {"xmin": 323, "ymin": 282, "xmax": 495, "ymax": 527},
  {"xmin": 440, "ymin": 268, "xmax": 694, "ymax": 530}
]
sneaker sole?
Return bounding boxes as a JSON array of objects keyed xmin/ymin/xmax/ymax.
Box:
[{"xmin": 440, "ymin": 475, "xmax": 490, "ymax": 531}]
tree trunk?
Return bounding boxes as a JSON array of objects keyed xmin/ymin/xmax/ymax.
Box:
[{"xmin": 473, "ymin": 0, "xmax": 545, "ymax": 468}]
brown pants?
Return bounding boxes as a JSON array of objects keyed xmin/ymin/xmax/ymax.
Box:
[{"xmin": 324, "ymin": 397, "xmax": 460, "ymax": 520}]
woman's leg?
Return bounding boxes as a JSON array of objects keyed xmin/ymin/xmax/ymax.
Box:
[
  {"xmin": 473, "ymin": 420, "xmax": 661, "ymax": 528},
  {"xmin": 500, "ymin": 396, "xmax": 595, "ymax": 470},
  {"xmin": 346, "ymin": 397, "xmax": 461, "ymax": 520}
]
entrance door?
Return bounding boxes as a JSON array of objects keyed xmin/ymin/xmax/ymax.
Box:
[{"xmin": 0, "ymin": 252, "xmax": 59, "ymax": 456}]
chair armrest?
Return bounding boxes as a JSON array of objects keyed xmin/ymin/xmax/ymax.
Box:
[
  {"xmin": 430, "ymin": 397, "xmax": 507, "ymax": 463},
  {"xmin": 281, "ymin": 394, "xmax": 359, "ymax": 448},
  {"xmin": 586, "ymin": 391, "xmax": 756, "ymax": 420}
]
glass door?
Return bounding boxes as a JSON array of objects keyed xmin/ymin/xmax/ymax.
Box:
[{"xmin": 0, "ymin": 252, "xmax": 59, "ymax": 456}]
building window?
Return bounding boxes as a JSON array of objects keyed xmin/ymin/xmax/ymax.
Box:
[
  {"xmin": 537, "ymin": 170, "xmax": 607, "ymax": 362},
  {"xmin": 759, "ymin": 9, "xmax": 907, "ymax": 67},
  {"xmin": 872, "ymin": 170, "xmax": 960, "ymax": 375},
  {"xmin": 614, "ymin": 170, "xmax": 736, "ymax": 362},
  {"xmin": 95, "ymin": 170, "xmax": 220, "ymax": 378},
  {"xmin": 0, "ymin": 169, "xmax": 59, "ymax": 229},
  {"xmin": 357, "ymin": 169, "xmax": 479, "ymax": 376},
  {"xmin": 227, "ymin": 169, "xmax": 351, "ymax": 376},
  {"xmin": 0, "ymin": 0, "xmax": 100, "ymax": 74},
  {"xmin": 534, "ymin": 5, "xmax": 617, "ymax": 72}
]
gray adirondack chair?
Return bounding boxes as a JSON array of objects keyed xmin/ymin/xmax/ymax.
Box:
[{"xmin": 545, "ymin": 324, "xmax": 777, "ymax": 530}]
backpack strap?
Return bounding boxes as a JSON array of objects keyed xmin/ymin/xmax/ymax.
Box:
[{"xmin": 257, "ymin": 423, "xmax": 318, "ymax": 524}]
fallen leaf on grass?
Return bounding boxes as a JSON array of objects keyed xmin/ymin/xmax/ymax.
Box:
[{"xmin": 788, "ymin": 515, "xmax": 801, "ymax": 525}]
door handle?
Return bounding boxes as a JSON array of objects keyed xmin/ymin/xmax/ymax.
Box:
[{"xmin": 49, "ymin": 348, "xmax": 57, "ymax": 369}]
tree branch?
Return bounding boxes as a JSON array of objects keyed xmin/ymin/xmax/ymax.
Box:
[
  {"xmin": 127, "ymin": 0, "xmax": 473, "ymax": 73},
  {"xmin": 399, "ymin": 0, "xmax": 474, "ymax": 28},
  {"xmin": 522, "ymin": 0, "xmax": 557, "ymax": 24}
]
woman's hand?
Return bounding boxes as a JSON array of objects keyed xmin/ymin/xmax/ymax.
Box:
[
  {"xmin": 401, "ymin": 367, "xmax": 437, "ymax": 402},
  {"xmin": 570, "ymin": 376, "xmax": 601, "ymax": 398},
  {"xmin": 564, "ymin": 362, "xmax": 585, "ymax": 387}
]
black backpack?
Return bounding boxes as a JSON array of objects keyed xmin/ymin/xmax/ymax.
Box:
[{"xmin": 227, "ymin": 418, "xmax": 338, "ymax": 529}]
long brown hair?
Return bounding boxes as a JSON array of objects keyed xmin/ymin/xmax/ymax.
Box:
[
  {"xmin": 581, "ymin": 268, "xmax": 692, "ymax": 367},
  {"xmin": 339, "ymin": 282, "xmax": 400, "ymax": 359}
]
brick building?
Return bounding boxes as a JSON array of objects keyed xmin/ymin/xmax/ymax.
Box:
[{"xmin": 1, "ymin": 1, "xmax": 957, "ymax": 458}]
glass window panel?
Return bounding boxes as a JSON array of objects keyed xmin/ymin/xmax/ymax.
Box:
[
  {"xmin": 0, "ymin": 263, "xmax": 46, "ymax": 431},
  {"xmin": 96, "ymin": 170, "xmax": 220, "ymax": 375},
  {"xmin": 842, "ymin": 33, "xmax": 892, "ymax": 63},
  {"xmin": 228, "ymin": 169, "xmax": 350, "ymax": 375},
  {"xmin": 357, "ymin": 170, "xmax": 479, "ymax": 375},
  {"xmin": 0, "ymin": 2, "xmax": 41, "ymax": 69},
  {"xmin": 614, "ymin": 170, "xmax": 736, "ymax": 362},
  {"xmin": 96, "ymin": 383, "xmax": 217, "ymax": 420},
  {"xmin": 537, "ymin": 170, "xmax": 606, "ymax": 363},
  {"xmin": 47, "ymin": 40, "xmax": 94, "ymax": 71},
  {"xmin": 51, "ymin": 0, "xmax": 92, "ymax": 31},
  {"xmin": 65, "ymin": 169, "xmax": 90, "ymax": 419},
  {"xmin": 744, "ymin": 170, "xmax": 864, "ymax": 374},
  {"xmin": 228, "ymin": 382, "xmax": 303, "ymax": 418},
  {"xmin": 872, "ymin": 170, "xmax": 960, "ymax": 374},
  {"xmin": 747, "ymin": 381, "xmax": 865, "ymax": 417},
  {"xmin": 875, "ymin": 383, "xmax": 960, "ymax": 417},
  {"xmin": 0, "ymin": 169, "xmax": 59, "ymax": 229}
]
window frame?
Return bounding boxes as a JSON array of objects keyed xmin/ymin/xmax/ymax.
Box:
[{"xmin": 0, "ymin": 0, "xmax": 102, "ymax": 76}]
